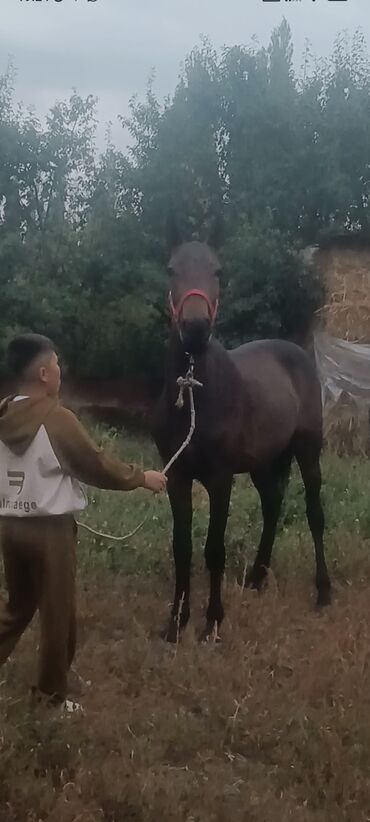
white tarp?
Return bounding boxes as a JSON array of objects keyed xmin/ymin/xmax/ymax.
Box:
[{"xmin": 314, "ymin": 331, "xmax": 370, "ymax": 407}]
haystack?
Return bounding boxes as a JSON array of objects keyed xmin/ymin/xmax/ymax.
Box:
[
  {"xmin": 314, "ymin": 240, "xmax": 370, "ymax": 343},
  {"xmin": 310, "ymin": 238, "xmax": 370, "ymax": 454}
]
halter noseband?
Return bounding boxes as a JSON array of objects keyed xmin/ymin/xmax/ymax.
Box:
[{"xmin": 168, "ymin": 289, "xmax": 218, "ymax": 324}]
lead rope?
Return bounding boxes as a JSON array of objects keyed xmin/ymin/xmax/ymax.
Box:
[{"xmin": 77, "ymin": 357, "xmax": 202, "ymax": 542}]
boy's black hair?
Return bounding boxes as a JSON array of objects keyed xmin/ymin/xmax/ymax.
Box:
[{"xmin": 7, "ymin": 334, "xmax": 56, "ymax": 379}]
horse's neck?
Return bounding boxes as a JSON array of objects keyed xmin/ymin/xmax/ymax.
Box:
[{"xmin": 165, "ymin": 331, "xmax": 238, "ymax": 408}]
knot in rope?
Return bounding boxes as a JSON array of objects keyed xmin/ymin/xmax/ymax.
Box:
[{"xmin": 175, "ymin": 356, "xmax": 203, "ymax": 409}]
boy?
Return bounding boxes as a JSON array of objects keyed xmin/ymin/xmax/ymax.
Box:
[{"xmin": 0, "ymin": 333, "xmax": 167, "ymax": 708}]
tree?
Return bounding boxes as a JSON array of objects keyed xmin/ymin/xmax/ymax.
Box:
[{"xmin": 1, "ymin": 22, "xmax": 370, "ymax": 382}]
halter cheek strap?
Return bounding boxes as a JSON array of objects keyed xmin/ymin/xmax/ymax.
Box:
[{"xmin": 168, "ymin": 289, "xmax": 218, "ymax": 324}]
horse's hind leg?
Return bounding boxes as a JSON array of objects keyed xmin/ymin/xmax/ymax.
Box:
[
  {"xmin": 166, "ymin": 473, "xmax": 193, "ymax": 643},
  {"xmin": 248, "ymin": 453, "xmax": 292, "ymax": 590},
  {"xmin": 202, "ymin": 473, "xmax": 233, "ymax": 641},
  {"xmin": 295, "ymin": 439, "xmax": 331, "ymax": 607}
]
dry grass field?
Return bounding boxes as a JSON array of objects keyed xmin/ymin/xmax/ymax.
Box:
[{"xmin": 1, "ymin": 427, "xmax": 370, "ymax": 822}]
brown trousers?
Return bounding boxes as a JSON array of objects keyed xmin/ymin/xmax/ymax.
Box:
[{"xmin": 0, "ymin": 515, "xmax": 77, "ymax": 701}]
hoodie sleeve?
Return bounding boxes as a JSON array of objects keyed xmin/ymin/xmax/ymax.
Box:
[{"xmin": 44, "ymin": 405, "xmax": 146, "ymax": 491}]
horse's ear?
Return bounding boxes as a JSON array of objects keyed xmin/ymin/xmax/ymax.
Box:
[
  {"xmin": 166, "ymin": 212, "xmax": 182, "ymax": 255},
  {"xmin": 208, "ymin": 213, "xmax": 224, "ymax": 250}
]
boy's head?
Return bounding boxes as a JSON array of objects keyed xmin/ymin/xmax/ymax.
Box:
[{"xmin": 7, "ymin": 334, "xmax": 61, "ymax": 397}]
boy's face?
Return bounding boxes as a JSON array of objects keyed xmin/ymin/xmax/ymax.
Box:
[{"xmin": 39, "ymin": 352, "xmax": 61, "ymax": 397}]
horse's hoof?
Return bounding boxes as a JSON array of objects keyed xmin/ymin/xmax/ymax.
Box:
[
  {"xmin": 163, "ymin": 625, "xmax": 179, "ymax": 643},
  {"xmin": 163, "ymin": 619, "xmax": 185, "ymax": 644},
  {"xmin": 200, "ymin": 623, "xmax": 222, "ymax": 645},
  {"xmin": 316, "ymin": 588, "xmax": 331, "ymax": 609},
  {"xmin": 244, "ymin": 569, "xmax": 267, "ymax": 592}
]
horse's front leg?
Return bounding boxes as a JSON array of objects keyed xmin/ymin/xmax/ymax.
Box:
[
  {"xmin": 201, "ymin": 473, "xmax": 233, "ymax": 642},
  {"xmin": 166, "ymin": 472, "xmax": 193, "ymax": 643}
]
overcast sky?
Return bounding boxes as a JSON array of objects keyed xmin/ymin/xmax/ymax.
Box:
[{"xmin": 1, "ymin": 0, "xmax": 369, "ymax": 152}]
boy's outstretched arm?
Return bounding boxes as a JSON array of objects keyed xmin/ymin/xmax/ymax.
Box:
[{"xmin": 45, "ymin": 405, "xmax": 163, "ymax": 491}]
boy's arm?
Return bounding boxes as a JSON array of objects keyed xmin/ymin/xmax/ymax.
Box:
[{"xmin": 45, "ymin": 405, "xmax": 146, "ymax": 491}]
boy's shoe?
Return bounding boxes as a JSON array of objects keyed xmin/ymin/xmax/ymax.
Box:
[
  {"xmin": 30, "ymin": 687, "xmax": 84, "ymax": 714},
  {"xmin": 62, "ymin": 698, "xmax": 84, "ymax": 715}
]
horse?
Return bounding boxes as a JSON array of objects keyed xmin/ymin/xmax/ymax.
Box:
[{"xmin": 152, "ymin": 218, "xmax": 331, "ymax": 643}]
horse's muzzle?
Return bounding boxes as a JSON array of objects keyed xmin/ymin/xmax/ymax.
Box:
[{"xmin": 180, "ymin": 318, "xmax": 211, "ymax": 354}]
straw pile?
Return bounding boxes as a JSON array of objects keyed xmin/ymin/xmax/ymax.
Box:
[
  {"xmin": 312, "ymin": 239, "xmax": 370, "ymax": 454},
  {"xmin": 321, "ymin": 397, "xmax": 370, "ymax": 456},
  {"xmin": 314, "ymin": 241, "xmax": 370, "ymax": 343}
]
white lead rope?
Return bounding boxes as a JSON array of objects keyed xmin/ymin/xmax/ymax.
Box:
[
  {"xmin": 75, "ymin": 517, "xmax": 149, "ymax": 543},
  {"xmin": 77, "ymin": 358, "xmax": 202, "ymax": 543}
]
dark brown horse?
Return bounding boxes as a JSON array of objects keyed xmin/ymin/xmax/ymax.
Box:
[{"xmin": 152, "ymin": 220, "xmax": 331, "ymax": 643}]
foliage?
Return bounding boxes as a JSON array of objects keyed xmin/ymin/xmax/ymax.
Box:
[{"xmin": 1, "ymin": 24, "xmax": 370, "ymax": 378}]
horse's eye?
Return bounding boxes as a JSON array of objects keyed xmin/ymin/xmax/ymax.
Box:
[{"xmin": 167, "ymin": 266, "xmax": 174, "ymax": 277}]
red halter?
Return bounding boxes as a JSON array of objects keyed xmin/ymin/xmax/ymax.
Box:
[{"xmin": 168, "ymin": 289, "xmax": 218, "ymax": 324}]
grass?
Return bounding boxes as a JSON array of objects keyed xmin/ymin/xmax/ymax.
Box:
[
  {"xmin": 76, "ymin": 424, "xmax": 370, "ymax": 584},
  {"xmin": 2, "ymin": 425, "xmax": 370, "ymax": 821}
]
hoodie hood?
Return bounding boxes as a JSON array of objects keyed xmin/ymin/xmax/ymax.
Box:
[{"xmin": 0, "ymin": 396, "xmax": 58, "ymax": 456}]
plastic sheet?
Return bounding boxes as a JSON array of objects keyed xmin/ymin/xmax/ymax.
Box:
[{"xmin": 314, "ymin": 331, "xmax": 370, "ymax": 406}]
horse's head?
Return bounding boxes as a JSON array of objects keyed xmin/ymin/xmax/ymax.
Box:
[{"xmin": 166, "ymin": 215, "xmax": 223, "ymax": 356}]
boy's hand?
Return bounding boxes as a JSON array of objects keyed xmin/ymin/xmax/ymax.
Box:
[{"xmin": 144, "ymin": 470, "xmax": 167, "ymax": 494}]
